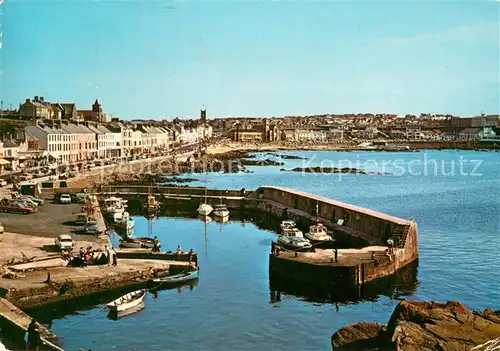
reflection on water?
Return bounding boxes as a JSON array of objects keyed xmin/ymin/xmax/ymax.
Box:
[{"xmin": 269, "ymin": 260, "xmax": 419, "ymax": 305}]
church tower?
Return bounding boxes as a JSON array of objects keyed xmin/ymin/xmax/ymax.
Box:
[
  {"xmin": 200, "ymin": 108, "xmax": 207, "ymax": 124},
  {"xmin": 92, "ymin": 99, "xmax": 103, "ymax": 122}
]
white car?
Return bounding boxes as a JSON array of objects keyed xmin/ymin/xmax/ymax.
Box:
[
  {"xmin": 59, "ymin": 194, "xmax": 72, "ymax": 204},
  {"xmin": 55, "ymin": 234, "xmax": 74, "ymax": 251},
  {"xmin": 0, "ymin": 180, "xmax": 7, "ymax": 187}
]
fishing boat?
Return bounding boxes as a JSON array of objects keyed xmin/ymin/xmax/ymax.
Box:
[
  {"xmin": 119, "ymin": 237, "xmax": 155, "ymax": 249},
  {"xmin": 212, "ymin": 204, "xmax": 229, "ymax": 218},
  {"xmin": 106, "ymin": 289, "xmax": 146, "ymax": 312},
  {"xmin": 304, "ymin": 223, "xmax": 334, "ymax": 244},
  {"xmin": 277, "ymin": 227, "xmax": 312, "ymax": 251},
  {"xmin": 103, "ymin": 197, "xmax": 127, "ymax": 218},
  {"xmin": 280, "ymin": 220, "xmax": 296, "ymax": 234},
  {"xmin": 152, "ymin": 269, "xmax": 199, "ymax": 284},
  {"xmin": 144, "ymin": 194, "xmax": 160, "ymax": 218},
  {"xmin": 304, "ymin": 202, "xmax": 334, "ymax": 244},
  {"xmin": 197, "ymin": 181, "xmax": 213, "ymax": 216},
  {"xmin": 115, "ymin": 211, "xmax": 135, "ymax": 231}
]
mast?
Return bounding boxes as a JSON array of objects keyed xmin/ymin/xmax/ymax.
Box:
[
  {"xmin": 204, "ymin": 218, "xmax": 208, "ymax": 257},
  {"xmin": 316, "ymin": 201, "xmax": 319, "ymax": 223},
  {"xmin": 204, "ymin": 179, "xmax": 208, "ymax": 204}
]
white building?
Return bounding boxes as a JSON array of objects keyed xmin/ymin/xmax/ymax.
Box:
[{"xmin": 405, "ymin": 127, "xmax": 423, "ymax": 140}]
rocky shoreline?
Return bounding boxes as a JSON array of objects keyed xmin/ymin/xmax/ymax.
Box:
[
  {"xmin": 280, "ymin": 166, "xmax": 388, "ymax": 175},
  {"xmin": 331, "ymin": 300, "xmax": 500, "ymax": 350}
]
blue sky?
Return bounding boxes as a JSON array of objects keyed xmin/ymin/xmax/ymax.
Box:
[{"xmin": 1, "ymin": 0, "xmax": 498, "ymax": 119}]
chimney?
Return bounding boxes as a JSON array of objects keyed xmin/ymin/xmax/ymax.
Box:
[
  {"xmin": 40, "ymin": 97, "xmax": 44, "ymax": 102},
  {"xmin": 34, "ymin": 96, "xmax": 39, "ymax": 102}
]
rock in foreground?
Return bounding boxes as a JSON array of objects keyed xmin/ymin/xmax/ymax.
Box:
[{"xmin": 331, "ymin": 300, "xmax": 500, "ymax": 350}]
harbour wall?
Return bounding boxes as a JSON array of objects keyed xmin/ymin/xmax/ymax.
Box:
[{"xmin": 0, "ymin": 265, "xmax": 177, "ymax": 310}]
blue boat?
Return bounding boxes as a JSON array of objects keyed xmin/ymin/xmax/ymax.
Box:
[{"xmin": 152, "ymin": 269, "xmax": 199, "ymax": 284}]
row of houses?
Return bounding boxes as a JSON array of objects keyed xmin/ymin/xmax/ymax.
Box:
[
  {"xmin": 229, "ymin": 120, "xmax": 499, "ymax": 143},
  {"xmin": 0, "ymin": 119, "xmax": 212, "ymax": 171},
  {"xmin": 17, "ymin": 96, "xmax": 108, "ymax": 122}
]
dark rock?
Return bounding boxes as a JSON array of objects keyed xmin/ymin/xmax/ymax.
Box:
[
  {"xmin": 282, "ymin": 166, "xmax": 368, "ymax": 174},
  {"xmin": 331, "ymin": 322, "xmax": 387, "ymax": 350},
  {"xmin": 277, "ymin": 154, "xmax": 306, "ymax": 160},
  {"xmin": 332, "ymin": 300, "xmax": 500, "ymax": 351},
  {"xmin": 240, "ymin": 159, "xmax": 285, "ymax": 166}
]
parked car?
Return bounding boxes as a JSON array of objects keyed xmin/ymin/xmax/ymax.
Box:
[
  {"xmin": 0, "ymin": 179, "xmax": 8, "ymax": 187},
  {"xmin": 0, "ymin": 202, "xmax": 37, "ymax": 214},
  {"xmin": 20, "ymin": 195, "xmax": 44, "ymax": 205},
  {"xmin": 84, "ymin": 220, "xmax": 99, "ymax": 234},
  {"xmin": 12, "ymin": 198, "xmax": 38, "ymax": 208},
  {"xmin": 59, "ymin": 194, "xmax": 72, "ymax": 204},
  {"xmin": 0, "ymin": 222, "xmax": 4, "ymax": 234},
  {"xmin": 55, "ymin": 234, "xmax": 74, "ymax": 251},
  {"xmin": 58, "ymin": 173, "xmax": 68, "ymax": 180}
]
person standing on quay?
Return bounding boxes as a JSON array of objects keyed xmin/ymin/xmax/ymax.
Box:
[
  {"xmin": 111, "ymin": 247, "xmax": 118, "ymax": 266},
  {"xmin": 25, "ymin": 319, "xmax": 40, "ymax": 351}
]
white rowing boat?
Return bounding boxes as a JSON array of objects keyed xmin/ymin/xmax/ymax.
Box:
[{"xmin": 106, "ymin": 289, "xmax": 146, "ymax": 312}]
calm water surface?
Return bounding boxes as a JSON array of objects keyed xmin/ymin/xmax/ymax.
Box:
[{"xmin": 35, "ymin": 151, "xmax": 500, "ymax": 350}]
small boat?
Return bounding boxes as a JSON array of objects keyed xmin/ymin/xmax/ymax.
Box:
[
  {"xmin": 108, "ymin": 301, "xmax": 145, "ymax": 321},
  {"xmin": 280, "ymin": 220, "xmax": 296, "ymax": 234},
  {"xmin": 212, "ymin": 204, "xmax": 229, "ymax": 218},
  {"xmin": 120, "ymin": 237, "xmax": 155, "ymax": 249},
  {"xmin": 152, "ymin": 270, "xmax": 199, "ymax": 284},
  {"xmin": 198, "ymin": 203, "xmax": 213, "ymax": 217},
  {"xmin": 115, "ymin": 212, "xmax": 135, "ymax": 230},
  {"xmin": 107, "ymin": 289, "xmax": 146, "ymax": 312},
  {"xmin": 277, "ymin": 227, "xmax": 312, "ymax": 251},
  {"xmin": 103, "ymin": 197, "xmax": 127, "ymax": 215},
  {"xmin": 144, "ymin": 194, "xmax": 160, "ymax": 218},
  {"xmin": 197, "ymin": 182, "xmax": 213, "ymax": 216},
  {"xmin": 304, "ymin": 223, "xmax": 334, "ymax": 243}
]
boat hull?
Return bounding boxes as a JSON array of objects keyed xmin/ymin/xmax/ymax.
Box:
[
  {"xmin": 277, "ymin": 237, "xmax": 312, "ymax": 252},
  {"xmin": 198, "ymin": 203, "xmax": 213, "ymax": 216},
  {"xmin": 107, "ymin": 289, "xmax": 146, "ymax": 312},
  {"xmin": 213, "ymin": 210, "xmax": 229, "ymax": 218},
  {"xmin": 153, "ymin": 270, "xmax": 199, "ymax": 284},
  {"xmin": 116, "ymin": 220, "xmax": 135, "ymax": 230}
]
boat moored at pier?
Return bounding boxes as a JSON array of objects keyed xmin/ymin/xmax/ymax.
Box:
[
  {"xmin": 280, "ymin": 220, "xmax": 296, "ymax": 234},
  {"xmin": 304, "ymin": 223, "xmax": 334, "ymax": 244},
  {"xmin": 103, "ymin": 197, "xmax": 127, "ymax": 220},
  {"xmin": 212, "ymin": 204, "xmax": 229, "ymax": 218},
  {"xmin": 115, "ymin": 211, "xmax": 135, "ymax": 231},
  {"xmin": 107, "ymin": 289, "xmax": 146, "ymax": 312},
  {"xmin": 277, "ymin": 223, "xmax": 312, "ymax": 251},
  {"xmin": 152, "ymin": 269, "xmax": 199, "ymax": 285}
]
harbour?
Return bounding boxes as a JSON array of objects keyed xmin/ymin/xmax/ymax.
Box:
[{"xmin": 0, "ymin": 149, "xmax": 497, "ymax": 350}]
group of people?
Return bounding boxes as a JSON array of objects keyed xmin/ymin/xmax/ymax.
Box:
[
  {"xmin": 64, "ymin": 245, "xmax": 117, "ymax": 267},
  {"xmin": 103, "ymin": 245, "xmax": 118, "ymax": 266}
]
